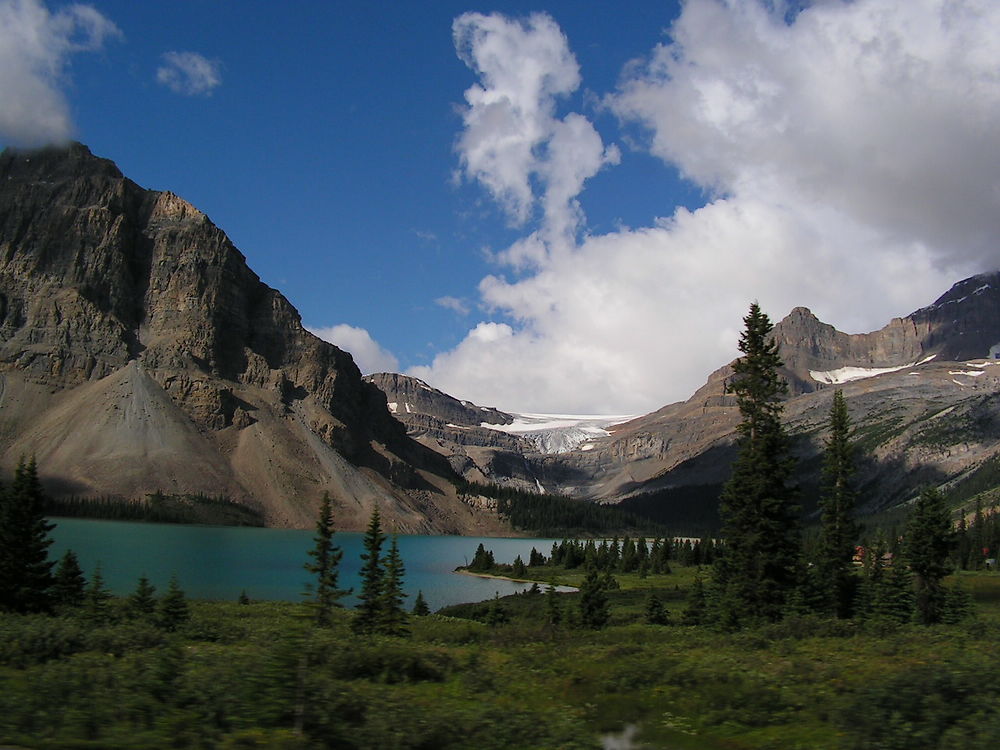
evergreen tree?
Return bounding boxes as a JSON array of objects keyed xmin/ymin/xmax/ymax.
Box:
[
  {"xmin": 869, "ymin": 565, "xmax": 914, "ymax": 625},
  {"xmin": 817, "ymin": 390, "xmax": 860, "ymax": 618},
  {"xmin": 0, "ymin": 458, "xmax": 56, "ymax": 613},
  {"xmin": 469, "ymin": 543, "xmax": 495, "ymax": 572},
  {"xmin": 352, "ymin": 508, "xmax": 386, "ymax": 635},
  {"xmin": 712, "ymin": 303, "xmax": 801, "ymax": 626},
  {"xmin": 83, "ymin": 563, "xmax": 112, "ymax": 624},
  {"xmin": 512, "ymin": 554, "xmax": 527, "ymax": 578},
  {"xmin": 545, "ymin": 584, "xmax": 562, "ymax": 625},
  {"xmin": 52, "ymin": 549, "xmax": 87, "ymax": 609},
  {"xmin": 903, "ymin": 486, "xmax": 955, "ymax": 625},
  {"xmin": 158, "ymin": 575, "xmax": 190, "ymax": 632},
  {"xmin": 238, "ymin": 590, "xmax": 251, "ymax": 605},
  {"xmin": 303, "ymin": 491, "xmax": 350, "ymax": 626},
  {"xmin": 128, "ymin": 574, "xmax": 157, "ymax": 619},
  {"xmin": 484, "ymin": 593, "xmax": 508, "ymax": 626},
  {"xmin": 644, "ymin": 592, "xmax": 670, "ymax": 625},
  {"xmin": 378, "ymin": 535, "xmax": 409, "ymax": 636},
  {"xmin": 412, "ymin": 590, "xmax": 430, "ymax": 616},
  {"xmin": 578, "ymin": 568, "xmax": 609, "ymax": 629},
  {"xmin": 529, "ymin": 547, "xmax": 546, "ymax": 567},
  {"xmin": 682, "ymin": 574, "xmax": 707, "ymax": 626}
]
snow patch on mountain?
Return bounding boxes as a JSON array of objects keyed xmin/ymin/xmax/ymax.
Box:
[
  {"xmin": 481, "ymin": 413, "xmax": 635, "ymax": 454},
  {"xmin": 811, "ymin": 355, "xmax": 937, "ymax": 385}
]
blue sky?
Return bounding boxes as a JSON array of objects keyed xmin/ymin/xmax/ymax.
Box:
[{"xmin": 2, "ymin": 1, "xmax": 999, "ymax": 413}]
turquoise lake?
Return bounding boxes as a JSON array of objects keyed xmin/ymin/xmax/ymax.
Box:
[{"xmin": 48, "ymin": 518, "xmax": 567, "ymax": 611}]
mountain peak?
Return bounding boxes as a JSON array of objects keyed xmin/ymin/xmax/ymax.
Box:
[{"xmin": 0, "ymin": 140, "xmax": 122, "ymax": 182}]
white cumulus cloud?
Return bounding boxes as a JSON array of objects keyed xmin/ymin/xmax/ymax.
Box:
[
  {"xmin": 453, "ymin": 11, "xmax": 618, "ymax": 254},
  {"xmin": 0, "ymin": 0, "xmax": 121, "ymax": 146},
  {"xmin": 156, "ymin": 51, "xmax": 222, "ymax": 96},
  {"xmin": 415, "ymin": 1, "xmax": 996, "ymax": 414},
  {"xmin": 307, "ymin": 324, "xmax": 400, "ymax": 376}
]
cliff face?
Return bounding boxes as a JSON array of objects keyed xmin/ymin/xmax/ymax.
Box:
[
  {"xmin": 0, "ymin": 143, "xmax": 506, "ymax": 533},
  {"xmin": 773, "ymin": 274, "xmax": 1000, "ymax": 394}
]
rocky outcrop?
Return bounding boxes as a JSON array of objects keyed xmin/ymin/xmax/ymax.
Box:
[
  {"xmin": 0, "ymin": 142, "xmax": 510, "ymax": 533},
  {"xmin": 773, "ymin": 273, "xmax": 1000, "ymax": 394},
  {"xmin": 364, "ymin": 372, "xmax": 544, "ymax": 489}
]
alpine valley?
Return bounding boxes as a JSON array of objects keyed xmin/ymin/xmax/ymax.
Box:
[{"xmin": 3, "ymin": 143, "xmax": 999, "ymax": 532}]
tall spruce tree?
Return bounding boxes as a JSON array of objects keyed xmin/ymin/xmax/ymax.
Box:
[
  {"xmin": 83, "ymin": 563, "xmax": 113, "ymax": 624},
  {"xmin": 52, "ymin": 549, "xmax": 87, "ymax": 609},
  {"xmin": 0, "ymin": 458, "xmax": 56, "ymax": 613},
  {"xmin": 903, "ymin": 486, "xmax": 954, "ymax": 625},
  {"xmin": 817, "ymin": 389, "xmax": 860, "ymax": 617},
  {"xmin": 578, "ymin": 567, "xmax": 610, "ymax": 629},
  {"xmin": 158, "ymin": 575, "xmax": 190, "ymax": 632},
  {"xmin": 712, "ymin": 303, "xmax": 801, "ymax": 626},
  {"xmin": 303, "ymin": 492, "xmax": 350, "ymax": 626},
  {"xmin": 128, "ymin": 574, "xmax": 158, "ymax": 620},
  {"xmin": 412, "ymin": 590, "xmax": 430, "ymax": 616},
  {"xmin": 379, "ymin": 535, "xmax": 409, "ymax": 636},
  {"xmin": 352, "ymin": 507, "xmax": 386, "ymax": 635}
]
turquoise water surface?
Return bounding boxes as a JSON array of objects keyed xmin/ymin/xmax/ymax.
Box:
[{"xmin": 48, "ymin": 518, "xmax": 566, "ymax": 611}]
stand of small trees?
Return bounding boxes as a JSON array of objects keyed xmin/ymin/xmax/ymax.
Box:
[
  {"xmin": 456, "ymin": 480, "xmax": 664, "ymax": 536},
  {"xmin": 349, "ymin": 508, "xmax": 409, "ymax": 636}
]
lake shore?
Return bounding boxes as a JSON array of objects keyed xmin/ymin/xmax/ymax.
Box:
[{"xmin": 455, "ymin": 568, "xmax": 578, "ymax": 590}]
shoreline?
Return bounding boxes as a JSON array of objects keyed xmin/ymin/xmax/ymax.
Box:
[{"xmin": 455, "ymin": 568, "xmax": 578, "ymax": 590}]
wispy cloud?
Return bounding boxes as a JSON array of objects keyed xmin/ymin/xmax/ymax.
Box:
[
  {"xmin": 306, "ymin": 324, "xmax": 399, "ymax": 375},
  {"xmin": 435, "ymin": 296, "xmax": 470, "ymax": 315},
  {"xmin": 452, "ymin": 11, "xmax": 618, "ymax": 260},
  {"xmin": 0, "ymin": 0, "xmax": 121, "ymax": 146},
  {"xmin": 414, "ymin": 1, "xmax": 998, "ymax": 414},
  {"xmin": 156, "ymin": 51, "xmax": 222, "ymax": 96}
]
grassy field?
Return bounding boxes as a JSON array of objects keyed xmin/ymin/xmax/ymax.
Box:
[{"xmin": 2, "ymin": 566, "xmax": 999, "ymax": 748}]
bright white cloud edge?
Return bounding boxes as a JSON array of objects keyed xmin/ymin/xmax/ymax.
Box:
[
  {"xmin": 0, "ymin": 0, "xmax": 121, "ymax": 146},
  {"xmin": 412, "ymin": 0, "xmax": 998, "ymax": 415},
  {"xmin": 307, "ymin": 324, "xmax": 400, "ymax": 376}
]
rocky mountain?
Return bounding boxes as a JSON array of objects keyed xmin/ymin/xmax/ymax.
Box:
[
  {"xmin": 369, "ymin": 275, "xmax": 1000, "ymax": 531},
  {"xmin": 362, "ymin": 372, "xmax": 540, "ymax": 486},
  {"xmin": 0, "ymin": 142, "xmax": 511, "ymax": 534}
]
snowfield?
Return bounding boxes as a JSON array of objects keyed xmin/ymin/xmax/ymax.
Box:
[
  {"xmin": 810, "ymin": 355, "xmax": 936, "ymax": 384},
  {"xmin": 481, "ymin": 413, "xmax": 635, "ymax": 454}
]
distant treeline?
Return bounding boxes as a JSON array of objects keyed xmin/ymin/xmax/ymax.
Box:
[
  {"xmin": 457, "ymin": 480, "xmax": 666, "ymax": 536},
  {"xmin": 45, "ymin": 492, "xmax": 265, "ymax": 527}
]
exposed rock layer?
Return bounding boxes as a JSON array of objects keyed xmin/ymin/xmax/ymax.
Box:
[
  {"xmin": 0, "ymin": 143, "xmax": 509, "ymax": 533},
  {"xmin": 370, "ymin": 275, "xmax": 1000, "ymax": 527}
]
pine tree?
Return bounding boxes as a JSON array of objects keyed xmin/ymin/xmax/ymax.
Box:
[
  {"xmin": 158, "ymin": 575, "xmax": 190, "ymax": 632},
  {"xmin": 712, "ymin": 303, "xmax": 801, "ymax": 626},
  {"xmin": 682, "ymin": 574, "xmax": 707, "ymax": 626},
  {"xmin": 412, "ymin": 590, "xmax": 430, "ymax": 616},
  {"xmin": 303, "ymin": 492, "xmax": 350, "ymax": 626},
  {"xmin": 128, "ymin": 574, "xmax": 157, "ymax": 619},
  {"xmin": 352, "ymin": 508, "xmax": 386, "ymax": 635},
  {"xmin": 238, "ymin": 590, "xmax": 251, "ymax": 605},
  {"xmin": 817, "ymin": 389, "xmax": 860, "ymax": 617},
  {"xmin": 512, "ymin": 554, "xmax": 527, "ymax": 578},
  {"xmin": 903, "ymin": 486, "xmax": 955, "ymax": 625},
  {"xmin": 0, "ymin": 458, "xmax": 56, "ymax": 613},
  {"xmin": 644, "ymin": 592, "xmax": 670, "ymax": 625},
  {"xmin": 378, "ymin": 535, "xmax": 409, "ymax": 636},
  {"xmin": 545, "ymin": 584, "xmax": 562, "ymax": 626},
  {"xmin": 83, "ymin": 563, "xmax": 112, "ymax": 624},
  {"xmin": 578, "ymin": 568, "xmax": 609, "ymax": 629},
  {"xmin": 485, "ymin": 593, "xmax": 508, "ymax": 626},
  {"xmin": 52, "ymin": 549, "xmax": 87, "ymax": 609}
]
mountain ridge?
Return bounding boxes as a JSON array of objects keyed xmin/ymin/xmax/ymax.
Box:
[{"xmin": 0, "ymin": 142, "xmax": 513, "ymax": 534}]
